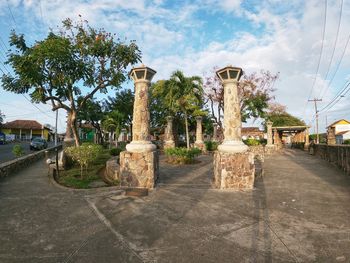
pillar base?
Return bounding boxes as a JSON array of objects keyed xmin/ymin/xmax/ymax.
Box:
[
  {"xmin": 213, "ymin": 151, "xmax": 255, "ymax": 190},
  {"xmin": 265, "ymin": 144, "xmax": 276, "ymax": 155},
  {"xmin": 120, "ymin": 150, "xmax": 159, "ymax": 189},
  {"xmin": 164, "ymin": 140, "xmax": 175, "ymax": 149},
  {"xmin": 126, "ymin": 141, "xmax": 156, "ymax": 153},
  {"xmin": 217, "ymin": 140, "xmax": 248, "ymax": 153}
]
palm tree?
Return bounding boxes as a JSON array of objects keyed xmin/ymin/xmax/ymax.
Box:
[
  {"xmin": 102, "ymin": 110, "xmax": 124, "ymax": 148},
  {"xmin": 164, "ymin": 70, "xmax": 204, "ymax": 149}
]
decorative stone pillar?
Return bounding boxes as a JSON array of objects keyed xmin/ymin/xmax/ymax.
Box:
[
  {"xmin": 119, "ymin": 65, "xmax": 159, "ymax": 188},
  {"xmin": 213, "ymin": 66, "xmax": 254, "ymax": 190},
  {"xmin": 164, "ymin": 116, "xmax": 175, "ymax": 149},
  {"xmin": 212, "ymin": 123, "xmax": 218, "ymax": 142},
  {"xmin": 266, "ymin": 121, "xmax": 273, "ymax": 146},
  {"xmin": 304, "ymin": 128, "xmax": 310, "ymax": 150},
  {"xmin": 194, "ymin": 116, "xmax": 206, "ymax": 151}
]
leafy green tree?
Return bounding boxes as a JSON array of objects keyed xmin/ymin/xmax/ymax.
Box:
[
  {"xmin": 152, "ymin": 71, "xmax": 206, "ymax": 149},
  {"xmin": 102, "ymin": 110, "xmax": 124, "ymax": 148},
  {"xmin": 104, "ymin": 89, "xmax": 134, "ymax": 137},
  {"xmin": 77, "ymin": 97, "xmax": 104, "ymax": 144},
  {"xmin": 2, "ymin": 18, "xmax": 141, "ymax": 146},
  {"xmin": 0, "ymin": 110, "xmax": 4, "ymax": 127},
  {"xmin": 265, "ymin": 103, "xmax": 305, "ymax": 127}
]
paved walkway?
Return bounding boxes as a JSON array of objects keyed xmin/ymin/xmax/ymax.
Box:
[{"xmin": 1, "ymin": 149, "xmax": 350, "ymax": 262}]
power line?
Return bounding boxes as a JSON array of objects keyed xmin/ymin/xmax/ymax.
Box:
[
  {"xmin": 319, "ymin": 80, "xmax": 350, "ymax": 113},
  {"xmin": 304, "ymin": 0, "xmax": 328, "ymax": 109},
  {"xmin": 318, "ymin": 0, "xmax": 343, "ymax": 99},
  {"xmin": 6, "ymin": 0, "xmax": 18, "ymax": 30}
]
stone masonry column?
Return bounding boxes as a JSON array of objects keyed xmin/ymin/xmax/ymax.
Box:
[
  {"xmin": 213, "ymin": 123, "xmax": 218, "ymax": 142},
  {"xmin": 164, "ymin": 116, "xmax": 175, "ymax": 149},
  {"xmin": 194, "ymin": 116, "xmax": 206, "ymax": 151},
  {"xmin": 213, "ymin": 66, "xmax": 254, "ymax": 190},
  {"xmin": 266, "ymin": 121, "xmax": 273, "ymax": 146},
  {"xmin": 304, "ymin": 127, "xmax": 310, "ymax": 151},
  {"xmin": 120, "ymin": 66, "xmax": 159, "ymax": 188}
]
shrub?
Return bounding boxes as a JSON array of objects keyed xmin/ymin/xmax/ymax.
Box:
[
  {"xmin": 12, "ymin": 144, "xmax": 24, "ymax": 157},
  {"xmin": 243, "ymin": 138, "xmax": 261, "ymax": 146},
  {"xmin": 204, "ymin": 141, "xmax": 219, "ymax": 151},
  {"xmin": 65, "ymin": 143, "xmax": 103, "ymax": 178},
  {"xmin": 343, "ymin": 139, "xmax": 350, "ymax": 145},
  {"xmin": 110, "ymin": 147, "xmax": 122, "ymax": 156},
  {"xmin": 164, "ymin": 147, "xmax": 201, "ymax": 164}
]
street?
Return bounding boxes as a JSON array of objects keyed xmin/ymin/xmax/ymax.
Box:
[{"xmin": 0, "ymin": 141, "xmax": 55, "ymax": 164}]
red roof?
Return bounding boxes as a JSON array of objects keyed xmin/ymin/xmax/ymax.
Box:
[{"xmin": 2, "ymin": 120, "xmax": 50, "ymax": 130}]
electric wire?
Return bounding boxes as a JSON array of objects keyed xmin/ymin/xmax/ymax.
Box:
[
  {"xmin": 6, "ymin": 0, "xmax": 18, "ymax": 31},
  {"xmin": 304, "ymin": 0, "xmax": 328, "ymax": 113},
  {"xmin": 318, "ymin": 0, "xmax": 343, "ymax": 98}
]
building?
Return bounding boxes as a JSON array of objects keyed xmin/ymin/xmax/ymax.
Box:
[
  {"xmin": 241, "ymin": 127, "xmax": 264, "ymax": 140},
  {"xmin": 1, "ymin": 120, "xmax": 52, "ymax": 141},
  {"xmin": 327, "ymin": 119, "xmax": 350, "ymax": 144}
]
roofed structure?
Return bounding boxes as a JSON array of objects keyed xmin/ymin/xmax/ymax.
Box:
[{"xmin": 2, "ymin": 120, "xmax": 51, "ymax": 130}]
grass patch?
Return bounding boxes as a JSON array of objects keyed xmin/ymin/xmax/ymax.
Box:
[{"xmin": 58, "ymin": 148, "xmax": 112, "ymax": 189}]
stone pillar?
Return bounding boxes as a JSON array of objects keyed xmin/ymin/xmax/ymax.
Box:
[
  {"xmin": 213, "ymin": 66, "xmax": 254, "ymax": 190},
  {"xmin": 266, "ymin": 121, "xmax": 273, "ymax": 146},
  {"xmin": 304, "ymin": 128, "xmax": 310, "ymax": 151},
  {"xmin": 120, "ymin": 66, "xmax": 159, "ymax": 188},
  {"xmin": 164, "ymin": 116, "xmax": 175, "ymax": 149},
  {"xmin": 194, "ymin": 116, "xmax": 205, "ymax": 151},
  {"xmin": 212, "ymin": 123, "xmax": 218, "ymax": 142}
]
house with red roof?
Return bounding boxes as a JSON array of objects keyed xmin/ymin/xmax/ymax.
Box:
[{"xmin": 1, "ymin": 120, "xmax": 52, "ymax": 141}]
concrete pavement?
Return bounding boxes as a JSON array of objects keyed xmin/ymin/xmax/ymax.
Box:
[{"xmin": 1, "ymin": 149, "xmax": 350, "ymax": 262}]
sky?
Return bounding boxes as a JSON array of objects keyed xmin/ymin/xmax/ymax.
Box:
[{"xmin": 0, "ymin": 0, "xmax": 350, "ymax": 134}]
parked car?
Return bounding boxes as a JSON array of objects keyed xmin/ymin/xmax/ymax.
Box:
[{"xmin": 30, "ymin": 138, "xmax": 48, "ymax": 150}]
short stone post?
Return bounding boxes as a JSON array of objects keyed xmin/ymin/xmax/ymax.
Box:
[
  {"xmin": 164, "ymin": 116, "xmax": 175, "ymax": 149},
  {"xmin": 212, "ymin": 123, "xmax": 218, "ymax": 142},
  {"xmin": 194, "ymin": 116, "xmax": 206, "ymax": 151},
  {"xmin": 265, "ymin": 121, "xmax": 275, "ymax": 154},
  {"xmin": 119, "ymin": 65, "xmax": 159, "ymax": 188},
  {"xmin": 213, "ymin": 66, "xmax": 254, "ymax": 190}
]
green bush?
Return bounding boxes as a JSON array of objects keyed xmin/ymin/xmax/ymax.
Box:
[
  {"xmin": 243, "ymin": 138, "xmax": 261, "ymax": 146},
  {"xmin": 12, "ymin": 144, "xmax": 24, "ymax": 157},
  {"xmin": 164, "ymin": 147, "xmax": 201, "ymax": 164},
  {"xmin": 65, "ymin": 143, "xmax": 103, "ymax": 178},
  {"xmin": 110, "ymin": 147, "xmax": 122, "ymax": 156},
  {"xmin": 343, "ymin": 139, "xmax": 350, "ymax": 145},
  {"xmin": 204, "ymin": 141, "xmax": 219, "ymax": 151}
]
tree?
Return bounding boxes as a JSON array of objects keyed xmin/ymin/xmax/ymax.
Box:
[
  {"xmin": 204, "ymin": 68, "xmax": 278, "ymax": 127},
  {"xmin": 2, "ymin": 18, "xmax": 141, "ymax": 146},
  {"xmin": 77, "ymin": 97, "xmax": 105, "ymax": 144},
  {"xmin": 101, "ymin": 110, "xmax": 124, "ymax": 148},
  {"xmin": 152, "ymin": 71, "xmax": 206, "ymax": 149},
  {"xmin": 104, "ymin": 89, "xmax": 134, "ymax": 137},
  {"xmin": 0, "ymin": 110, "xmax": 4, "ymax": 127},
  {"xmin": 265, "ymin": 103, "xmax": 305, "ymax": 127}
]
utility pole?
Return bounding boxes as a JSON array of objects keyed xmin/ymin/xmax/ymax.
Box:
[
  {"xmin": 55, "ymin": 109, "xmax": 58, "ymax": 146},
  {"xmin": 308, "ymin": 98, "xmax": 322, "ymax": 144}
]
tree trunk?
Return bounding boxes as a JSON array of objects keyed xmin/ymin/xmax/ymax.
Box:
[
  {"xmin": 184, "ymin": 112, "xmax": 190, "ymax": 149},
  {"xmin": 70, "ymin": 110, "xmax": 80, "ymax": 146}
]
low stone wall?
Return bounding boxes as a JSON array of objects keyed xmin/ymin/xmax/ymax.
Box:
[
  {"xmin": 0, "ymin": 145, "xmax": 62, "ymax": 178},
  {"xmin": 248, "ymin": 145, "xmax": 265, "ymax": 162},
  {"xmin": 310, "ymin": 144, "xmax": 350, "ymax": 175}
]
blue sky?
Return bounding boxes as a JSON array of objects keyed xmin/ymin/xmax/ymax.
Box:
[{"xmin": 0, "ymin": 0, "xmax": 350, "ymax": 133}]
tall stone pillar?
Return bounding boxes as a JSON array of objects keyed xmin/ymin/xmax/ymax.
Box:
[
  {"xmin": 119, "ymin": 66, "xmax": 159, "ymax": 188},
  {"xmin": 266, "ymin": 121, "xmax": 273, "ymax": 146},
  {"xmin": 194, "ymin": 116, "xmax": 205, "ymax": 151},
  {"xmin": 213, "ymin": 66, "xmax": 254, "ymax": 190},
  {"xmin": 304, "ymin": 128, "xmax": 310, "ymax": 151},
  {"xmin": 212, "ymin": 123, "xmax": 218, "ymax": 142},
  {"xmin": 164, "ymin": 116, "xmax": 175, "ymax": 149}
]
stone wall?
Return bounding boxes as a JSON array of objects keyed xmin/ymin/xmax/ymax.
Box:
[
  {"xmin": 310, "ymin": 144, "xmax": 350, "ymax": 175},
  {"xmin": 0, "ymin": 145, "xmax": 62, "ymax": 178},
  {"xmin": 213, "ymin": 151, "xmax": 255, "ymax": 190},
  {"xmin": 119, "ymin": 150, "xmax": 159, "ymax": 188},
  {"xmin": 248, "ymin": 145, "xmax": 265, "ymax": 162}
]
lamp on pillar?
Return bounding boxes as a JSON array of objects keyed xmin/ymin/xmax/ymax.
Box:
[
  {"xmin": 126, "ymin": 65, "xmax": 156, "ymax": 153},
  {"xmin": 216, "ymin": 66, "xmax": 248, "ymax": 153}
]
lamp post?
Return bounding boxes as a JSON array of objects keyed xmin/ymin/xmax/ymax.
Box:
[
  {"xmin": 216, "ymin": 66, "xmax": 247, "ymax": 153},
  {"xmin": 213, "ymin": 65, "xmax": 255, "ymax": 190},
  {"xmin": 126, "ymin": 65, "xmax": 156, "ymax": 153}
]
